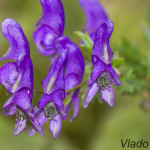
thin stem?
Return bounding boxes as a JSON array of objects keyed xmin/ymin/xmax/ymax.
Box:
[{"xmin": 33, "ymin": 89, "xmax": 44, "ymax": 95}]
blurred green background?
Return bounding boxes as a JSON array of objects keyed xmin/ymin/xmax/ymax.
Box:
[{"xmin": 0, "ymin": 0, "xmax": 149, "ymax": 150}]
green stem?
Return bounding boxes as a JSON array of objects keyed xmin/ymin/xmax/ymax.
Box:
[{"xmin": 33, "ymin": 89, "xmax": 44, "ymax": 95}]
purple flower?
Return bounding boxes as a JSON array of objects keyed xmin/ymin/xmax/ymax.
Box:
[
  {"xmin": 34, "ymin": 0, "xmax": 85, "ymax": 121},
  {"xmin": 84, "ymin": 61, "xmax": 121, "ymax": 108},
  {"xmin": 55, "ymin": 36, "xmax": 85, "ymax": 122},
  {"xmin": 0, "ymin": 18, "xmax": 43, "ymax": 136},
  {"xmin": 83, "ymin": 22, "xmax": 121, "ymax": 108},
  {"xmin": 28, "ymin": 49, "xmax": 68, "ymax": 139},
  {"xmin": 33, "ymin": 0, "xmax": 64, "ymax": 55},
  {"xmin": 78, "ymin": 0, "xmax": 108, "ymax": 40}
]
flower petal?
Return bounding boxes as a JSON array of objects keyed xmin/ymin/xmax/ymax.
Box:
[
  {"xmin": 100, "ymin": 85, "xmax": 114, "ymax": 107},
  {"xmin": 15, "ymin": 90, "xmax": 33, "ymax": 115},
  {"xmin": 90, "ymin": 59, "xmax": 105, "ymax": 82},
  {"xmin": 92, "ymin": 20, "xmax": 114, "ymax": 65},
  {"xmin": 0, "ymin": 62, "xmax": 18, "ymax": 93},
  {"xmin": 49, "ymin": 114, "xmax": 62, "ymax": 139},
  {"xmin": 35, "ymin": 0, "xmax": 65, "ymax": 36},
  {"xmin": 30, "ymin": 117, "xmax": 44, "ymax": 136},
  {"xmin": 14, "ymin": 118, "xmax": 27, "ymax": 136},
  {"xmin": 55, "ymin": 36, "xmax": 85, "ymax": 88},
  {"xmin": 78, "ymin": 0, "xmax": 108, "ymax": 40},
  {"xmin": 15, "ymin": 90, "xmax": 44, "ymax": 136},
  {"xmin": 3, "ymin": 104, "xmax": 16, "ymax": 116},
  {"xmin": 83, "ymin": 82, "xmax": 99, "ymax": 108},
  {"xmin": 0, "ymin": 18, "xmax": 30, "ymax": 62},
  {"xmin": 33, "ymin": 25, "xmax": 57, "ymax": 55},
  {"xmin": 58, "ymin": 108, "xmax": 67, "ymax": 120},
  {"xmin": 37, "ymin": 94, "xmax": 51, "ymax": 109},
  {"xmin": 28, "ymin": 112, "xmax": 47, "ymax": 136},
  {"xmin": 3, "ymin": 94, "xmax": 16, "ymax": 113},
  {"xmin": 51, "ymin": 91, "xmax": 64, "ymax": 109},
  {"xmin": 11, "ymin": 55, "xmax": 33, "ymax": 93},
  {"xmin": 106, "ymin": 64, "xmax": 122, "ymax": 86},
  {"xmin": 69, "ymin": 95, "xmax": 80, "ymax": 122},
  {"xmin": 42, "ymin": 49, "xmax": 68, "ymax": 94}
]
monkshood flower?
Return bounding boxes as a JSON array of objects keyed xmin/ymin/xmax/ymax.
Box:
[
  {"xmin": 33, "ymin": 0, "xmax": 64, "ymax": 55},
  {"xmin": 0, "ymin": 18, "xmax": 43, "ymax": 136},
  {"xmin": 78, "ymin": 0, "xmax": 108, "ymax": 40},
  {"xmin": 83, "ymin": 22, "xmax": 121, "ymax": 108},
  {"xmin": 28, "ymin": 49, "xmax": 68, "ymax": 139},
  {"xmin": 55, "ymin": 36, "xmax": 85, "ymax": 122}
]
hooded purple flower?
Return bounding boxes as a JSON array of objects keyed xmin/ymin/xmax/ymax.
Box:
[
  {"xmin": 83, "ymin": 23, "xmax": 121, "ymax": 108},
  {"xmin": 28, "ymin": 49, "xmax": 68, "ymax": 139},
  {"xmin": 34, "ymin": 0, "xmax": 85, "ymax": 121},
  {"xmin": 33, "ymin": 0, "xmax": 65, "ymax": 55},
  {"xmin": 0, "ymin": 18, "xmax": 43, "ymax": 136},
  {"xmin": 78, "ymin": 0, "xmax": 108, "ymax": 40},
  {"xmin": 55, "ymin": 36, "xmax": 85, "ymax": 122}
]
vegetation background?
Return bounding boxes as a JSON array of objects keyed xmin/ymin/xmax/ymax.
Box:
[{"xmin": 0, "ymin": 0, "xmax": 149, "ymax": 150}]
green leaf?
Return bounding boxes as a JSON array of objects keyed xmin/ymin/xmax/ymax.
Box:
[
  {"xmin": 119, "ymin": 69, "xmax": 145, "ymax": 93},
  {"xmin": 119, "ymin": 38, "xmax": 144, "ymax": 64},
  {"xmin": 112, "ymin": 66, "xmax": 120, "ymax": 75},
  {"xmin": 74, "ymin": 31, "xmax": 93, "ymax": 54},
  {"xmin": 112, "ymin": 58, "xmax": 125, "ymax": 67}
]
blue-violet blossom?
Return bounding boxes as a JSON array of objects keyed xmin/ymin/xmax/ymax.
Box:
[
  {"xmin": 33, "ymin": 0, "xmax": 85, "ymax": 121},
  {"xmin": 83, "ymin": 22, "xmax": 121, "ymax": 108},
  {"xmin": 28, "ymin": 49, "xmax": 68, "ymax": 139},
  {"xmin": 0, "ymin": 18, "xmax": 43, "ymax": 136}
]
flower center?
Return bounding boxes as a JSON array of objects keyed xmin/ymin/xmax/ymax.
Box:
[
  {"xmin": 96, "ymin": 71, "xmax": 111, "ymax": 89},
  {"xmin": 16, "ymin": 108, "xmax": 27, "ymax": 121},
  {"xmin": 44, "ymin": 102, "xmax": 58, "ymax": 120}
]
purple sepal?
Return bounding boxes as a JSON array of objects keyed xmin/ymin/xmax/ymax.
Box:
[
  {"xmin": 41, "ymin": 49, "xmax": 68, "ymax": 95},
  {"xmin": 28, "ymin": 112, "xmax": 48, "ymax": 136},
  {"xmin": 83, "ymin": 82, "xmax": 99, "ymax": 108},
  {"xmin": 14, "ymin": 118, "xmax": 27, "ymax": 136},
  {"xmin": 33, "ymin": 25, "xmax": 58, "ymax": 55},
  {"xmin": 0, "ymin": 62, "xmax": 18, "ymax": 94},
  {"xmin": 49, "ymin": 114, "xmax": 62, "ymax": 139},
  {"xmin": 0, "ymin": 18, "xmax": 30, "ymax": 62},
  {"xmin": 33, "ymin": 0, "xmax": 65, "ymax": 56},
  {"xmin": 92, "ymin": 20, "xmax": 114, "ymax": 65},
  {"xmin": 100, "ymin": 85, "xmax": 114, "ymax": 107},
  {"xmin": 78, "ymin": 0, "xmax": 108, "ymax": 40},
  {"xmin": 35, "ymin": 0, "xmax": 65, "ymax": 36},
  {"xmin": 3, "ymin": 90, "xmax": 44, "ymax": 136},
  {"xmin": 65, "ymin": 92, "xmax": 80, "ymax": 122}
]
